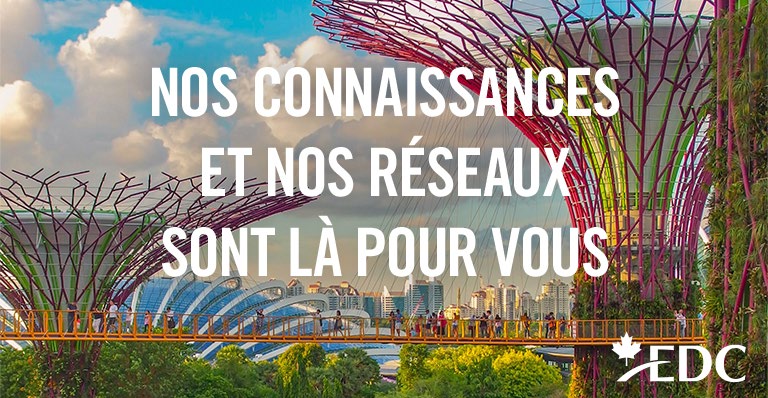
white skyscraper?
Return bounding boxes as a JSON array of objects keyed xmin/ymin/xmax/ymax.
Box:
[
  {"xmin": 499, "ymin": 282, "xmax": 518, "ymax": 320},
  {"xmin": 541, "ymin": 279, "xmax": 571, "ymax": 318},
  {"xmin": 429, "ymin": 279, "xmax": 444, "ymax": 312}
]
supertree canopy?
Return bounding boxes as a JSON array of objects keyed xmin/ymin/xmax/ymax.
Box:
[
  {"xmin": 0, "ymin": 169, "xmax": 312, "ymax": 396},
  {"xmin": 314, "ymin": 0, "xmax": 715, "ymax": 396},
  {"xmin": 0, "ymin": 170, "xmax": 311, "ymax": 314}
]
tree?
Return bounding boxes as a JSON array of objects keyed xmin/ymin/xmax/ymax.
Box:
[
  {"xmin": 325, "ymin": 348, "xmax": 381, "ymax": 398},
  {"xmin": 492, "ymin": 350, "xmax": 564, "ymax": 398},
  {"xmin": 212, "ymin": 346, "xmax": 278, "ymax": 398},
  {"xmin": 387, "ymin": 345, "xmax": 565, "ymax": 398},
  {"xmin": 178, "ymin": 358, "xmax": 235, "ymax": 398},
  {"xmin": 0, "ymin": 346, "xmax": 41, "ymax": 397},
  {"xmin": 421, "ymin": 345, "xmax": 503, "ymax": 398},
  {"xmin": 282, "ymin": 355, "xmax": 315, "ymax": 398},
  {"xmin": 93, "ymin": 341, "xmax": 193, "ymax": 398},
  {"xmin": 253, "ymin": 360, "xmax": 279, "ymax": 390},
  {"xmin": 276, "ymin": 344, "xmax": 325, "ymax": 377},
  {"xmin": 321, "ymin": 377, "xmax": 342, "ymax": 398},
  {"xmin": 275, "ymin": 343, "xmax": 325, "ymax": 398},
  {"xmin": 397, "ymin": 344, "xmax": 431, "ymax": 392}
]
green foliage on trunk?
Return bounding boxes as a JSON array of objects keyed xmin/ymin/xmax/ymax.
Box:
[
  {"xmin": 0, "ymin": 347, "xmax": 42, "ymax": 397},
  {"xmin": 705, "ymin": 1, "xmax": 768, "ymax": 396}
]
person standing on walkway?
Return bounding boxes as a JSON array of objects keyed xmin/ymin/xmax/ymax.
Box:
[
  {"xmin": 165, "ymin": 307, "xmax": 176, "ymax": 331},
  {"xmin": 389, "ymin": 311, "xmax": 396, "ymax": 337},
  {"xmin": 256, "ymin": 309, "xmax": 265, "ymax": 334},
  {"xmin": 313, "ymin": 309, "xmax": 322, "ymax": 335},
  {"xmin": 520, "ymin": 312, "xmax": 531, "ymax": 338},
  {"xmin": 479, "ymin": 311, "xmax": 489, "ymax": 338},
  {"xmin": 67, "ymin": 302, "xmax": 78, "ymax": 333},
  {"xmin": 558, "ymin": 316, "xmax": 567, "ymax": 338},
  {"xmin": 452, "ymin": 312, "xmax": 460, "ymax": 337},
  {"xmin": 677, "ymin": 309, "xmax": 687, "ymax": 337},
  {"xmin": 425, "ymin": 310, "xmax": 432, "ymax": 337},
  {"xmin": 334, "ymin": 310, "xmax": 343, "ymax": 336},
  {"xmin": 91, "ymin": 305, "xmax": 103, "ymax": 333},
  {"xmin": 395, "ymin": 309, "xmax": 403, "ymax": 337},
  {"xmin": 143, "ymin": 310, "xmax": 151, "ymax": 333},
  {"xmin": 107, "ymin": 300, "xmax": 119, "ymax": 333},
  {"xmin": 124, "ymin": 306, "xmax": 134, "ymax": 332}
]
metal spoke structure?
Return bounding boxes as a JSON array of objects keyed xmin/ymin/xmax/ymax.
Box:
[
  {"xmin": 313, "ymin": 1, "xmax": 715, "ymax": 395},
  {"xmin": 0, "ymin": 170, "xmax": 311, "ymax": 316},
  {"xmin": 0, "ymin": 169, "xmax": 312, "ymax": 396}
]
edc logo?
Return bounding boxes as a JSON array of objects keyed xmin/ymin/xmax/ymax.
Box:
[{"xmin": 612, "ymin": 334, "xmax": 745, "ymax": 383}]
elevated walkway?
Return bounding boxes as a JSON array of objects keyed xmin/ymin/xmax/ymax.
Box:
[{"xmin": 0, "ymin": 310, "xmax": 705, "ymax": 346}]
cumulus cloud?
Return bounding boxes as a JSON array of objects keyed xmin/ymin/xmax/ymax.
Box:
[
  {"xmin": 43, "ymin": 0, "xmax": 109, "ymax": 30},
  {"xmin": 0, "ymin": 80, "xmax": 51, "ymax": 169},
  {"xmin": 18, "ymin": 1, "xmax": 169, "ymax": 172},
  {"xmin": 230, "ymin": 36, "xmax": 399, "ymax": 145},
  {"xmin": 0, "ymin": 0, "xmax": 47, "ymax": 84},
  {"xmin": 123, "ymin": 116, "xmax": 224, "ymax": 177},
  {"xmin": 58, "ymin": 1, "xmax": 169, "ymax": 112},
  {"xmin": 110, "ymin": 129, "xmax": 167, "ymax": 171},
  {"xmin": 0, "ymin": 80, "xmax": 52, "ymax": 145}
]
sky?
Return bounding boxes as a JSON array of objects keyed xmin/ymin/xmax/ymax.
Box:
[{"xmin": 0, "ymin": 0, "xmax": 572, "ymax": 304}]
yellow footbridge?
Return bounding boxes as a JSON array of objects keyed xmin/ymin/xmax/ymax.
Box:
[{"xmin": 0, "ymin": 310, "xmax": 705, "ymax": 346}]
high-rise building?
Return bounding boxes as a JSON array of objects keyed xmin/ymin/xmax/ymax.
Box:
[
  {"xmin": 538, "ymin": 293, "xmax": 556, "ymax": 319},
  {"xmin": 404, "ymin": 277, "xmax": 429, "ymax": 315},
  {"xmin": 499, "ymin": 282, "xmax": 518, "ymax": 320},
  {"xmin": 302, "ymin": 280, "xmax": 363, "ymax": 311},
  {"xmin": 381, "ymin": 286, "xmax": 405, "ymax": 317},
  {"xmin": 519, "ymin": 291, "xmax": 537, "ymax": 319},
  {"xmin": 404, "ymin": 277, "xmax": 444, "ymax": 315},
  {"xmin": 361, "ymin": 293, "xmax": 381, "ymax": 319},
  {"xmin": 428, "ymin": 279, "xmax": 444, "ymax": 313},
  {"xmin": 470, "ymin": 290, "xmax": 487, "ymax": 317},
  {"xmin": 540, "ymin": 279, "xmax": 571, "ymax": 318},
  {"xmin": 484, "ymin": 284, "xmax": 498, "ymax": 313}
]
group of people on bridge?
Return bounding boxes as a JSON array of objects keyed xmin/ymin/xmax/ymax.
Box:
[{"xmin": 383, "ymin": 309, "xmax": 572, "ymax": 340}]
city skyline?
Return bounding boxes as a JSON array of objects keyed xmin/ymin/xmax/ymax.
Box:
[{"xmin": 255, "ymin": 274, "xmax": 573, "ymax": 321}]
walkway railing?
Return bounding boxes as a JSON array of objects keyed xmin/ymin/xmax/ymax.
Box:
[{"xmin": 0, "ymin": 310, "xmax": 705, "ymax": 346}]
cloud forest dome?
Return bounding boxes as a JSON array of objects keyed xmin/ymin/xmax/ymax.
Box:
[
  {"xmin": 126, "ymin": 274, "xmax": 393, "ymax": 361},
  {"xmin": 1, "ymin": 274, "xmax": 396, "ymax": 363},
  {"xmin": 315, "ymin": 0, "xmax": 714, "ymax": 283}
]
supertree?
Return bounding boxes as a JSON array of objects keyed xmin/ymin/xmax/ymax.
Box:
[
  {"xmin": 0, "ymin": 170, "xmax": 312, "ymax": 397},
  {"xmin": 314, "ymin": 0, "xmax": 715, "ymax": 396}
]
